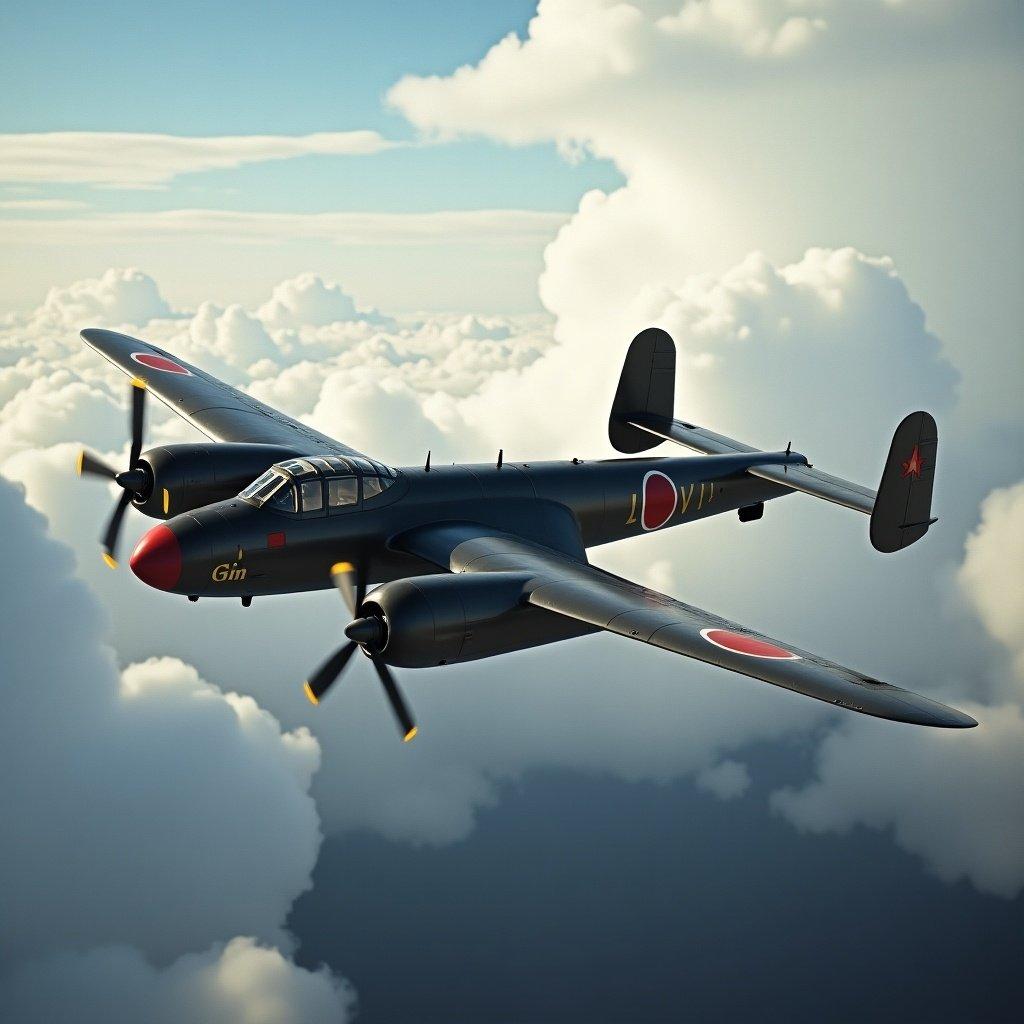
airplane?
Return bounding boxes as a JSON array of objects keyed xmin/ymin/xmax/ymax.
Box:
[{"xmin": 75, "ymin": 326, "xmax": 977, "ymax": 740}]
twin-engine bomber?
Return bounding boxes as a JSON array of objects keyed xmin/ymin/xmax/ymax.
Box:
[{"xmin": 76, "ymin": 327, "xmax": 976, "ymax": 740}]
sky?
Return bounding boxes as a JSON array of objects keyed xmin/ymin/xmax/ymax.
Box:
[{"xmin": 1, "ymin": 2, "xmax": 1023, "ymax": 1022}]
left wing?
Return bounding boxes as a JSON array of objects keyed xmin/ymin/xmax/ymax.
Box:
[
  {"xmin": 82, "ymin": 328, "xmax": 368, "ymax": 458},
  {"xmin": 392, "ymin": 522, "xmax": 976, "ymax": 729}
]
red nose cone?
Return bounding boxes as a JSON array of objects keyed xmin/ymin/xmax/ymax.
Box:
[{"xmin": 130, "ymin": 525, "xmax": 181, "ymax": 591}]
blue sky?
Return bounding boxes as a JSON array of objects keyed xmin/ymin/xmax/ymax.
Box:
[{"xmin": 1, "ymin": 1, "xmax": 622, "ymax": 214}]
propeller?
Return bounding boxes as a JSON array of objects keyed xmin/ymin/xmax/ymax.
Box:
[
  {"xmin": 76, "ymin": 377, "xmax": 151, "ymax": 568},
  {"xmin": 303, "ymin": 561, "xmax": 418, "ymax": 742}
]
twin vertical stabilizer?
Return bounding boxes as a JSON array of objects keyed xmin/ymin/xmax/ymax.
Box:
[{"xmin": 608, "ymin": 329, "xmax": 938, "ymax": 552}]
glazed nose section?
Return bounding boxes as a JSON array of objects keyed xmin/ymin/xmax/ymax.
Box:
[{"xmin": 130, "ymin": 524, "xmax": 182, "ymax": 591}]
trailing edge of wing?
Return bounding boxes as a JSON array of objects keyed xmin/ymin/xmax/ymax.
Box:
[{"xmin": 392, "ymin": 522, "xmax": 976, "ymax": 729}]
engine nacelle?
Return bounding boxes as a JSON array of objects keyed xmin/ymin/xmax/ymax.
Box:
[
  {"xmin": 133, "ymin": 442, "xmax": 304, "ymax": 519},
  {"xmin": 362, "ymin": 572, "xmax": 594, "ymax": 668}
]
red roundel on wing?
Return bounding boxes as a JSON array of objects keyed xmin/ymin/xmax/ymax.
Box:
[
  {"xmin": 701, "ymin": 628, "xmax": 800, "ymax": 660},
  {"xmin": 642, "ymin": 471, "xmax": 677, "ymax": 530},
  {"xmin": 131, "ymin": 352, "xmax": 191, "ymax": 375}
]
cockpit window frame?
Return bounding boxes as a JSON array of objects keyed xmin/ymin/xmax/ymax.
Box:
[{"xmin": 239, "ymin": 454, "xmax": 401, "ymax": 515}]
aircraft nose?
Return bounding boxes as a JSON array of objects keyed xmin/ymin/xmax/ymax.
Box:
[{"xmin": 130, "ymin": 524, "xmax": 181, "ymax": 591}]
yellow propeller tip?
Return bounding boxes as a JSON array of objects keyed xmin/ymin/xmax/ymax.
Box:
[
  {"xmin": 303, "ymin": 682, "xmax": 319, "ymax": 706},
  {"xmin": 403, "ymin": 726, "xmax": 418, "ymax": 743},
  {"xmin": 131, "ymin": 376, "xmax": 148, "ymax": 390},
  {"xmin": 102, "ymin": 552, "xmax": 118, "ymax": 570},
  {"xmin": 331, "ymin": 561, "xmax": 355, "ymax": 576},
  {"xmin": 76, "ymin": 450, "xmax": 85, "ymax": 476}
]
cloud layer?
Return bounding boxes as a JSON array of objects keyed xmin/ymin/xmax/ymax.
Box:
[{"xmin": 0, "ymin": 130, "xmax": 399, "ymax": 188}]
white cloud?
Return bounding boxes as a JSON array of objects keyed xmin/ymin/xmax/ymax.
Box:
[
  {"xmin": 0, "ymin": 206, "xmax": 570, "ymax": 248},
  {"xmin": 388, "ymin": 0, "xmax": 1023, "ymax": 423},
  {"xmin": 0, "ymin": 199, "xmax": 91, "ymax": 211},
  {"xmin": 696, "ymin": 759, "xmax": 752, "ymax": 800},
  {"xmin": 958, "ymin": 481, "xmax": 1024, "ymax": 687},
  {"xmin": 0, "ymin": 475, "xmax": 324, "ymax": 965},
  {"xmin": 767, "ymin": 477, "xmax": 1024, "ymax": 899},
  {"xmin": 0, "ymin": 938, "xmax": 355, "ymax": 1024},
  {"xmin": 257, "ymin": 272, "xmax": 389, "ymax": 330},
  {"xmin": 0, "ymin": 131, "xmax": 400, "ymax": 188},
  {"xmin": 40, "ymin": 267, "xmax": 173, "ymax": 327},
  {"xmin": 771, "ymin": 703, "xmax": 1024, "ymax": 898}
]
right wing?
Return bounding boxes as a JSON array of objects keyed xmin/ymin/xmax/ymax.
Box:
[
  {"xmin": 393, "ymin": 521, "xmax": 976, "ymax": 729},
  {"xmin": 82, "ymin": 328, "xmax": 369, "ymax": 459}
]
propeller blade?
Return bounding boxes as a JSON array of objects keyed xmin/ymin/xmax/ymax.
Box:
[
  {"xmin": 371, "ymin": 657, "xmax": 417, "ymax": 742},
  {"xmin": 128, "ymin": 378, "xmax": 147, "ymax": 467},
  {"xmin": 304, "ymin": 641, "xmax": 358, "ymax": 705},
  {"xmin": 331, "ymin": 561, "xmax": 364, "ymax": 615},
  {"xmin": 101, "ymin": 489, "xmax": 134, "ymax": 568},
  {"xmin": 77, "ymin": 449, "xmax": 117, "ymax": 480}
]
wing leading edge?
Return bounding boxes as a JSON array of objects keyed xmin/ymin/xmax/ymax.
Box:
[
  {"xmin": 82, "ymin": 328, "xmax": 368, "ymax": 459},
  {"xmin": 392, "ymin": 522, "xmax": 976, "ymax": 729}
]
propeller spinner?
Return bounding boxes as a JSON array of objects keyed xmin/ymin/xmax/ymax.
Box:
[
  {"xmin": 304, "ymin": 561, "xmax": 418, "ymax": 742},
  {"xmin": 76, "ymin": 377, "xmax": 151, "ymax": 568}
]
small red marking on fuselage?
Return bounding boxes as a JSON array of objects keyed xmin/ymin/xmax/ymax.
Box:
[
  {"xmin": 642, "ymin": 471, "xmax": 677, "ymax": 530},
  {"xmin": 267, "ymin": 531, "xmax": 286, "ymax": 548},
  {"xmin": 700, "ymin": 628, "xmax": 800, "ymax": 660},
  {"xmin": 901, "ymin": 444, "xmax": 923, "ymax": 478},
  {"xmin": 131, "ymin": 352, "xmax": 192, "ymax": 375}
]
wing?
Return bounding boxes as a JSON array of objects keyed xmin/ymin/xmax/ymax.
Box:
[
  {"xmin": 392, "ymin": 522, "xmax": 976, "ymax": 729},
  {"xmin": 82, "ymin": 328, "xmax": 368, "ymax": 458}
]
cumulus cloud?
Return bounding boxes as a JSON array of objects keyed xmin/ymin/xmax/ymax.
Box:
[
  {"xmin": 258, "ymin": 272, "xmax": 390, "ymax": 330},
  {"xmin": 0, "ymin": 938, "xmax": 355, "ymax": 1024},
  {"xmin": 0, "ymin": 130, "xmax": 400, "ymax": 188},
  {"xmin": 958, "ymin": 481, "xmax": 1024, "ymax": 687},
  {"xmin": 0, "ymin": 475, "xmax": 322, "ymax": 963},
  {"xmin": 0, "ymin": 473, "xmax": 349, "ymax": 1015},
  {"xmin": 388, "ymin": 0, "xmax": 1022, "ymax": 424},
  {"xmin": 40, "ymin": 267, "xmax": 173, "ymax": 327},
  {"xmin": 771, "ymin": 703, "xmax": 1024, "ymax": 898}
]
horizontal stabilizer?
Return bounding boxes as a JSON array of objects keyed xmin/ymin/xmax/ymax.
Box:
[
  {"xmin": 870, "ymin": 411, "xmax": 938, "ymax": 553},
  {"xmin": 609, "ymin": 329, "xmax": 939, "ymax": 551},
  {"xmin": 626, "ymin": 413, "xmax": 875, "ymax": 515}
]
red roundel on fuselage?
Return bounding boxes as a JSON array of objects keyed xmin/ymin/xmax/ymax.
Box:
[
  {"xmin": 642, "ymin": 470, "xmax": 677, "ymax": 530},
  {"xmin": 700, "ymin": 628, "xmax": 800, "ymax": 660},
  {"xmin": 131, "ymin": 352, "xmax": 192, "ymax": 375}
]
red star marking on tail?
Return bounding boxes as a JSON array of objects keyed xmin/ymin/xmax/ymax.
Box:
[{"xmin": 901, "ymin": 444, "xmax": 924, "ymax": 478}]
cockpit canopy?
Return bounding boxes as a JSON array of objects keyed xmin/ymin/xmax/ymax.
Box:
[{"xmin": 239, "ymin": 455, "xmax": 397, "ymax": 514}]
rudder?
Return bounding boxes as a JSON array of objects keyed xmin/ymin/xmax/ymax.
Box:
[
  {"xmin": 869, "ymin": 411, "xmax": 938, "ymax": 553},
  {"xmin": 608, "ymin": 328, "xmax": 676, "ymax": 453}
]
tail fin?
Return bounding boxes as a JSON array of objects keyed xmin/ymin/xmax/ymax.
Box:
[
  {"xmin": 609, "ymin": 329, "xmax": 938, "ymax": 553},
  {"xmin": 869, "ymin": 412, "xmax": 938, "ymax": 553},
  {"xmin": 608, "ymin": 328, "xmax": 675, "ymax": 453}
]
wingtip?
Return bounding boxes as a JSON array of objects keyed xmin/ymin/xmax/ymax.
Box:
[{"xmin": 941, "ymin": 707, "xmax": 978, "ymax": 729}]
